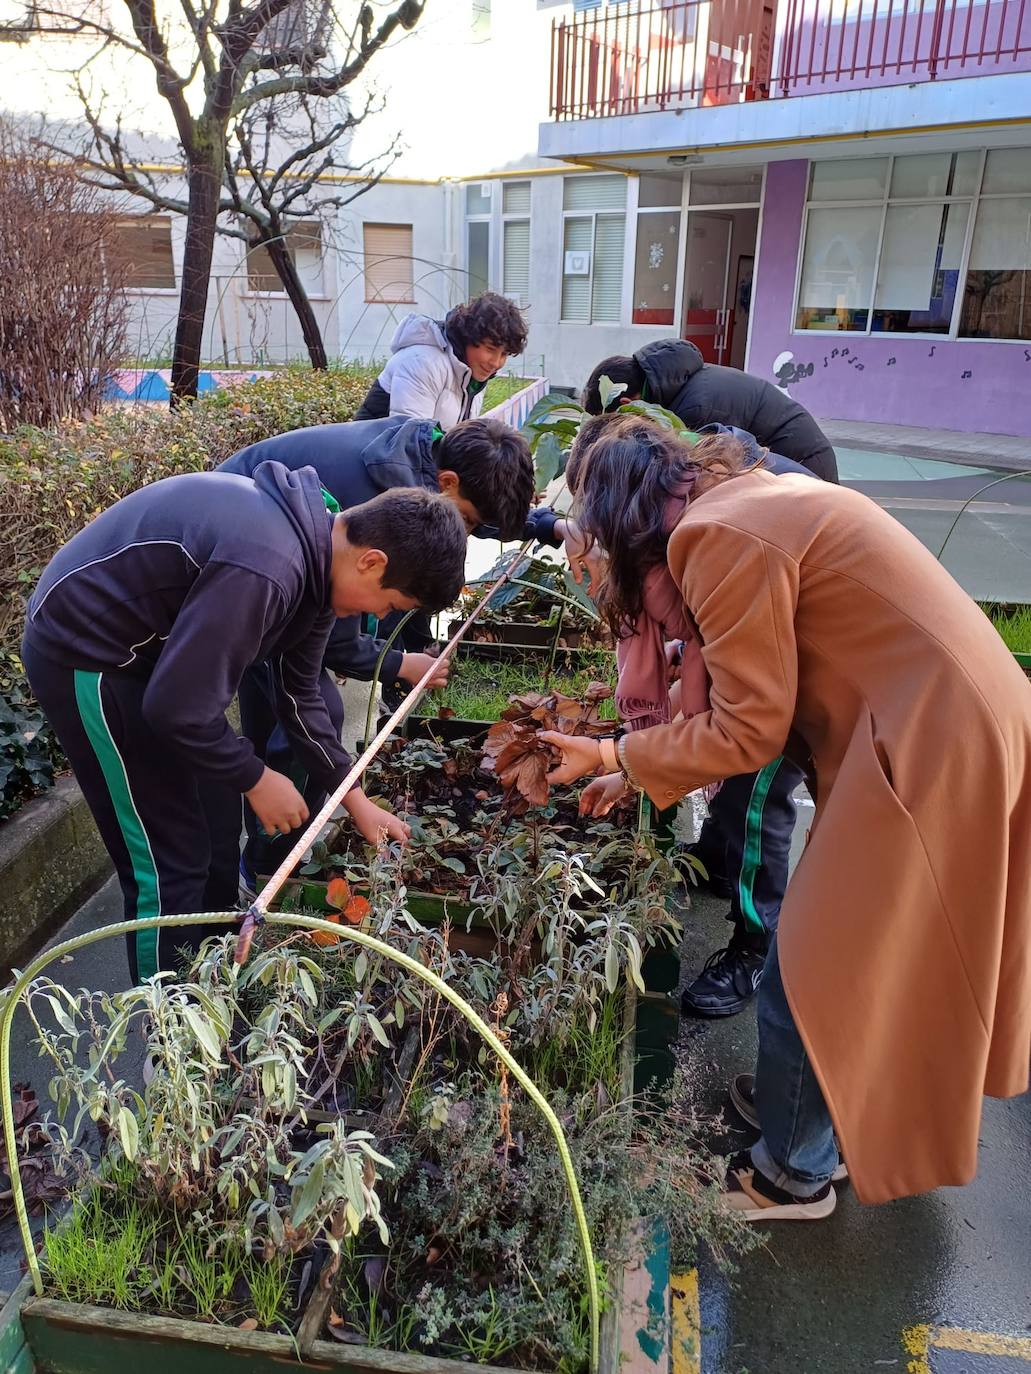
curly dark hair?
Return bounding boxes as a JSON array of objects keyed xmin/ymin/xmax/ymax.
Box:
[
  {"xmin": 445, "ymin": 291, "xmax": 528, "ymax": 359},
  {"xmin": 437, "ymin": 417, "xmax": 534, "ymax": 541},
  {"xmin": 568, "ymin": 414, "xmax": 751, "ymax": 638}
]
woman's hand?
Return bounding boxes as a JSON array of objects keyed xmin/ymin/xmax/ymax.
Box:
[
  {"xmin": 343, "ymin": 788, "xmax": 411, "ymax": 846},
  {"xmin": 579, "ymin": 771, "xmax": 632, "ymax": 817},
  {"xmin": 538, "ymin": 730, "xmax": 603, "ymax": 785},
  {"xmin": 245, "ymin": 767, "xmax": 309, "ymax": 837},
  {"xmin": 556, "ymin": 519, "xmax": 607, "ymax": 596}
]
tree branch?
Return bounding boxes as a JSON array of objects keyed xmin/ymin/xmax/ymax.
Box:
[
  {"xmin": 230, "ymin": 0, "xmax": 424, "ymax": 116},
  {"xmin": 119, "ymin": 0, "xmax": 198, "ymax": 154}
]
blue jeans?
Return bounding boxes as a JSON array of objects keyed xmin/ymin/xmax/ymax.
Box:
[{"xmin": 751, "ymin": 936, "xmax": 839, "ymax": 1196}]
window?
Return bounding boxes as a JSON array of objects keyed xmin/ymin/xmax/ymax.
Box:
[
  {"xmin": 108, "ymin": 215, "xmax": 175, "ymax": 290},
  {"xmin": 633, "ymin": 173, "xmax": 682, "ymax": 326},
  {"xmin": 561, "ymin": 174, "xmax": 626, "ymax": 323},
  {"xmin": 363, "ymin": 223, "xmax": 415, "ymax": 304},
  {"xmin": 960, "ymin": 151, "xmax": 1031, "ymax": 342},
  {"xmin": 795, "ymin": 149, "xmax": 1031, "ymax": 341},
  {"xmin": 246, "ymin": 220, "xmax": 323, "ymax": 295},
  {"xmin": 464, "ymin": 182, "xmax": 492, "ymax": 297},
  {"xmin": 502, "ymin": 181, "xmax": 531, "ymax": 306}
]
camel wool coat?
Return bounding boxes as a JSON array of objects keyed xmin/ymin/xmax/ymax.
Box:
[{"xmin": 622, "ymin": 469, "xmax": 1031, "ymax": 1204}]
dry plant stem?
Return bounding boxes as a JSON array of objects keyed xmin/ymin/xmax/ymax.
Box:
[
  {"xmin": 0, "ymin": 911, "xmax": 602, "ymax": 1374},
  {"xmin": 249, "ymin": 540, "xmax": 533, "ymax": 924}
]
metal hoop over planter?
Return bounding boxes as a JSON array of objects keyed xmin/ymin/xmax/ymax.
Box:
[{"xmin": 0, "ymin": 541, "xmax": 604, "ymax": 1374}]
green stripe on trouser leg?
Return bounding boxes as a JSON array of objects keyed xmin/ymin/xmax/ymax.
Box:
[
  {"xmin": 73, "ymin": 670, "xmax": 162, "ymax": 979},
  {"xmin": 738, "ymin": 758, "xmax": 782, "ymax": 936}
]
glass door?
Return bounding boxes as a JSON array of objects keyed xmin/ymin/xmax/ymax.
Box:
[{"xmin": 682, "ymin": 211, "xmax": 734, "ymax": 365}]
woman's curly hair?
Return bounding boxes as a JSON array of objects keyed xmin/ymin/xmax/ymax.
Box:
[
  {"xmin": 446, "ymin": 291, "xmax": 528, "ymax": 359},
  {"xmin": 568, "ymin": 414, "xmax": 753, "ymax": 638}
]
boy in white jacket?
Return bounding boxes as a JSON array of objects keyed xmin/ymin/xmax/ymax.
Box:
[{"xmin": 356, "ymin": 292, "xmax": 527, "ymax": 429}]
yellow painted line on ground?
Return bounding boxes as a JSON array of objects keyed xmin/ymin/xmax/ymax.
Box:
[
  {"xmin": 671, "ymin": 1268, "xmax": 701, "ymax": 1374},
  {"xmin": 903, "ymin": 1322, "xmax": 1031, "ymax": 1371}
]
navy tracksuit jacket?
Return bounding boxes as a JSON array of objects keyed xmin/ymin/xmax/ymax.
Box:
[{"xmin": 23, "ymin": 461, "xmax": 347, "ymax": 980}]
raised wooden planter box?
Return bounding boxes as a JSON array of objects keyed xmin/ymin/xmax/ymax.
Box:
[{"xmin": 6, "ymin": 988, "xmax": 658, "ymax": 1374}]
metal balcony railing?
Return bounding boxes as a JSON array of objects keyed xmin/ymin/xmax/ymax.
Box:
[{"xmin": 549, "ymin": 0, "xmax": 1031, "ymax": 118}]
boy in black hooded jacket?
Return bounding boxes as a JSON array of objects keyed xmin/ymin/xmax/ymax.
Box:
[{"xmin": 583, "ymin": 339, "xmax": 838, "ymax": 482}]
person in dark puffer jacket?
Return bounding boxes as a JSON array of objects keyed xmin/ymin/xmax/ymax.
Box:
[{"xmin": 582, "ymin": 338, "xmax": 838, "ymax": 482}]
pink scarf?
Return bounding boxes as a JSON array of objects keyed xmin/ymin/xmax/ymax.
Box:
[{"xmin": 615, "ymin": 488, "xmax": 710, "ymax": 735}]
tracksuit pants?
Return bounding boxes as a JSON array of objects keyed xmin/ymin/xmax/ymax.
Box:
[
  {"xmin": 237, "ymin": 662, "xmax": 345, "ymax": 879},
  {"xmin": 23, "ymin": 641, "xmax": 241, "ymax": 983},
  {"xmin": 694, "ymin": 756, "xmax": 804, "ymax": 943}
]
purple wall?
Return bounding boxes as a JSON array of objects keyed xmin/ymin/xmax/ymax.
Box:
[{"xmin": 747, "ymin": 159, "xmax": 1031, "ymax": 436}]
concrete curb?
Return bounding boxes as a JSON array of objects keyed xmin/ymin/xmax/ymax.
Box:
[{"xmin": 0, "ymin": 777, "xmax": 111, "ymax": 974}]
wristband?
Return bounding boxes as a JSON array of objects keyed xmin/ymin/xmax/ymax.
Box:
[{"xmin": 598, "ymin": 737, "xmax": 619, "ymax": 774}]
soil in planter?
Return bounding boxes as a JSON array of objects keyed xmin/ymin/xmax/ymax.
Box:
[{"xmin": 295, "ymin": 731, "xmax": 645, "ymax": 903}]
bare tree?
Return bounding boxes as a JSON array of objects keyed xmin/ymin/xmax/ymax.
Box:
[
  {"xmin": 222, "ymin": 90, "xmax": 401, "ymax": 369},
  {"xmin": 40, "ymin": 0, "xmax": 424, "ymax": 402},
  {"xmin": 0, "ymin": 118, "xmax": 128, "ymax": 430}
]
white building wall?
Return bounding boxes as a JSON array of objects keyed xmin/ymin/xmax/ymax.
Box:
[{"xmin": 0, "ymin": 1, "xmax": 670, "ymax": 381}]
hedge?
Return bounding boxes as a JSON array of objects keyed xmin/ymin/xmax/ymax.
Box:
[{"xmin": 0, "ymin": 365, "xmax": 376, "ymax": 820}]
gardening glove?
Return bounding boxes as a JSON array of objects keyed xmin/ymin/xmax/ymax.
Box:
[
  {"xmin": 579, "ymin": 772, "xmax": 632, "ymax": 818},
  {"xmin": 343, "ymin": 788, "xmax": 411, "ymax": 846},
  {"xmin": 398, "ymin": 651, "xmax": 449, "ymax": 690},
  {"xmin": 245, "ymin": 767, "xmax": 309, "ymax": 836}
]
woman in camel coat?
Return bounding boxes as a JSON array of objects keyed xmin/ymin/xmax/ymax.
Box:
[{"xmin": 544, "ymin": 416, "xmax": 1031, "ymax": 1219}]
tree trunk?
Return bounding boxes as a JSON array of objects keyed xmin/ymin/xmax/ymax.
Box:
[
  {"xmin": 263, "ymin": 230, "xmax": 328, "ymax": 370},
  {"xmin": 170, "ymin": 137, "xmax": 224, "ymax": 405}
]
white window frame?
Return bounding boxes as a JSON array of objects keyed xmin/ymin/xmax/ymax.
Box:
[
  {"xmin": 629, "ymin": 172, "xmax": 687, "ymax": 332},
  {"xmin": 560, "ymin": 172, "xmax": 629, "ymax": 326},
  {"xmin": 791, "ymin": 149, "xmax": 1031, "ymax": 344},
  {"xmin": 464, "ymin": 182, "xmax": 493, "ymax": 297}
]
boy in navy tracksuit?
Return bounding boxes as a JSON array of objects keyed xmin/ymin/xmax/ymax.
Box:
[
  {"xmin": 219, "ymin": 414, "xmax": 551, "ymax": 889},
  {"xmin": 22, "ymin": 464, "xmax": 467, "ymax": 981}
]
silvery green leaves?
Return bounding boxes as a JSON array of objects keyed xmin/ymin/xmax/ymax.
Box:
[{"xmin": 25, "ymin": 936, "xmax": 393, "ymax": 1261}]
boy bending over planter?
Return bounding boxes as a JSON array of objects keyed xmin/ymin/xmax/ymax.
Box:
[
  {"xmin": 221, "ymin": 413, "xmax": 578, "ymax": 893},
  {"xmin": 23, "ymin": 465, "xmax": 467, "ymax": 982}
]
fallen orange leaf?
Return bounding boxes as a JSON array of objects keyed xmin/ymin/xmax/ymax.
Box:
[
  {"xmin": 311, "ymin": 911, "xmax": 341, "ymax": 947},
  {"xmin": 344, "ymin": 894, "xmax": 371, "ymax": 925},
  {"xmin": 325, "ymin": 877, "xmax": 351, "ymax": 909}
]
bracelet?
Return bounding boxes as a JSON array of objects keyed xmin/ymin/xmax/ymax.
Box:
[{"xmin": 616, "ymin": 735, "xmax": 643, "ymax": 790}]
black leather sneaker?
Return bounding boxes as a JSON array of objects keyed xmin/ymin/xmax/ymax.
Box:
[{"xmin": 680, "ymin": 937, "xmax": 766, "ymax": 1017}]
